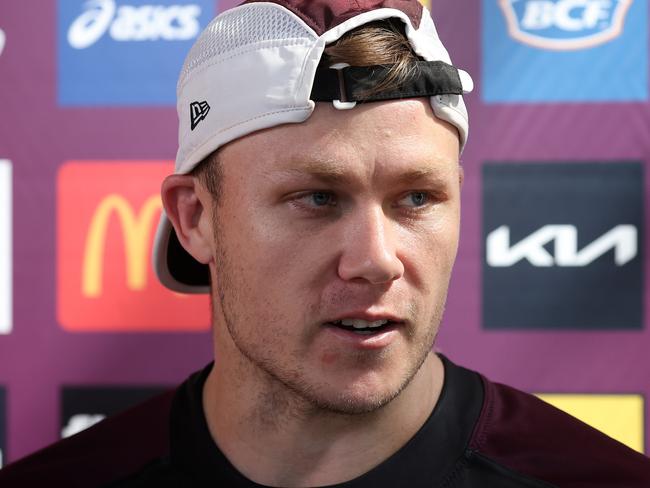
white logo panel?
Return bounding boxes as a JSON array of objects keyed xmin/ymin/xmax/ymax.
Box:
[
  {"xmin": 67, "ymin": 0, "xmax": 202, "ymax": 49},
  {"xmin": 61, "ymin": 413, "xmax": 106, "ymax": 438},
  {"xmin": 0, "ymin": 160, "xmax": 12, "ymax": 334},
  {"xmin": 499, "ymin": 0, "xmax": 632, "ymax": 50},
  {"xmin": 487, "ymin": 224, "xmax": 638, "ymax": 267}
]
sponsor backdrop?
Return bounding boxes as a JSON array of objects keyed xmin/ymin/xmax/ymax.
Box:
[
  {"xmin": 60, "ymin": 386, "xmax": 168, "ymax": 439},
  {"xmin": 0, "ymin": 0, "xmax": 647, "ymax": 463},
  {"xmin": 0, "ymin": 387, "xmax": 5, "ymax": 468}
]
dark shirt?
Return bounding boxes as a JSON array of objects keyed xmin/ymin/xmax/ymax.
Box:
[{"xmin": 2, "ymin": 356, "xmax": 649, "ymax": 487}]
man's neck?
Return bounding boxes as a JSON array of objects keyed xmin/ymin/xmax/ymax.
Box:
[{"xmin": 202, "ymin": 352, "xmax": 444, "ymax": 487}]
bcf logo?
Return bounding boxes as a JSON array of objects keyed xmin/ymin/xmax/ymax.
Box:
[
  {"xmin": 57, "ymin": 161, "xmax": 209, "ymax": 331},
  {"xmin": 482, "ymin": 0, "xmax": 647, "ymax": 102},
  {"xmin": 499, "ymin": 0, "xmax": 633, "ymax": 50},
  {"xmin": 57, "ymin": 0, "xmax": 214, "ymax": 105}
]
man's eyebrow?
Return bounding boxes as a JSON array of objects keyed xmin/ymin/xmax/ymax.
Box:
[
  {"xmin": 272, "ymin": 158, "xmax": 454, "ymax": 184},
  {"xmin": 394, "ymin": 167, "xmax": 448, "ymax": 184},
  {"xmin": 276, "ymin": 159, "xmax": 351, "ymax": 184}
]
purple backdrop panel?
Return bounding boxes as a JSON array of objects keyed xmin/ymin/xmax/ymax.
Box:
[{"xmin": 0, "ymin": 0, "xmax": 647, "ymax": 464}]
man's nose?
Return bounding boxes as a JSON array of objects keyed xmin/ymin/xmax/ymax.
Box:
[{"xmin": 337, "ymin": 206, "xmax": 404, "ymax": 284}]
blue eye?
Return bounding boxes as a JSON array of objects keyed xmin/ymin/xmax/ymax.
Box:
[
  {"xmin": 290, "ymin": 191, "xmax": 338, "ymax": 215},
  {"xmin": 398, "ymin": 192, "xmax": 430, "ymax": 208},
  {"xmin": 410, "ymin": 192, "xmax": 428, "ymax": 206},
  {"xmin": 310, "ymin": 192, "xmax": 334, "ymax": 206}
]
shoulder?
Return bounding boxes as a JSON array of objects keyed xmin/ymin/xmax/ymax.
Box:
[
  {"xmin": 468, "ymin": 375, "xmax": 650, "ymax": 487},
  {"xmin": 0, "ymin": 388, "xmax": 176, "ymax": 488}
]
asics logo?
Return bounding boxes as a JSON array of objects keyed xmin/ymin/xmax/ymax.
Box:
[
  {"xmin": 67, "ymin": 0, "xmax": 201, "ymax": 50},
  {"xmin": 190, "ymin": 101, "xmax": 210, "ymax": 130},
  {"xmin": 499, "ymin": 0, "xmax": 632, "ymax": 50}
]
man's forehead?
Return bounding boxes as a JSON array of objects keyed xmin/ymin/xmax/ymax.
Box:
[
  {"xmin": 219, "ymin": 101, "xmax": 459, "ymax": 183},
  {"xmin": 235, "ymin": 99, "xmax": 455, "ymax": 150},
  {"xmin": 256, "ymin": 152, "xmax": 458, "ymax": 184}
]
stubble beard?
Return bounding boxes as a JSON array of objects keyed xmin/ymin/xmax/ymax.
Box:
[{"xmin": 212, "ymin": 226, "xmax": 445, "ymax": 419}]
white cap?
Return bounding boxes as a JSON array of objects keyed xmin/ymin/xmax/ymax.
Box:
[{"xmin": 154, "ymin": 0, "xmax": 473, "ymax": 293}]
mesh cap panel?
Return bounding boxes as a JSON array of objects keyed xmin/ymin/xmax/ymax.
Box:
[{"xmin": 178, "ymin": 4, "xmax": 317, "ymax": 93}]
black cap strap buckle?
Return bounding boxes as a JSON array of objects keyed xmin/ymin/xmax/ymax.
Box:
[{"xmin": 310, "ymin": 60, "xmax": 465, "ymax": 107}]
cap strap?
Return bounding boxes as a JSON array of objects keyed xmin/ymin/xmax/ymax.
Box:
[{"xmin": 310, "ymin": 60, "xmax": 463, "ymax": 104}]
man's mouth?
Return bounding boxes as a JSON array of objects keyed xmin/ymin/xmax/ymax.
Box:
[{"xmin": 325, "ymin": 319, "xmax": 398, "ymax": 335}]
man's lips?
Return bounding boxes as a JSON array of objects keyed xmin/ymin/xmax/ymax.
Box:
[
  {"xmin": 319, "ymin": 312, "xmax": 405, "ymax": 350},
  {"xmin": 323, "ymin": 318, "xmax": 403, "ymax": 334},
  {"xmin": 321, "ymin": 321, "xmax": 401, "ymax": 349},
  {"xmin": 324, "ymin": 312, "xmax": 405, "ymax": 326}
]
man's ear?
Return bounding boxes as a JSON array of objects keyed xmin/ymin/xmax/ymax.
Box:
[
  {"xmin": 161, "ymin": 175, "xmax": 213, "ymax": 264},
  {"xmin": 459, "ymin": 165, "xmax": 465, "ymax": 188}
]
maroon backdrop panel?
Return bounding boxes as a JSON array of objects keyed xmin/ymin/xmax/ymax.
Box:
[{"xmin": 0, "ymin": 0, "xmax": 647, "ymax": 463}]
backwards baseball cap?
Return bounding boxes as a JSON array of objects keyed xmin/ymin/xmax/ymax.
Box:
[{"xmin": 154, "ymin": 0, "xmax": 473, "ymax": 294}]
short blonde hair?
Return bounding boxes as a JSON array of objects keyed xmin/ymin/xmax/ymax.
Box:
[{"xmin": 321, "ymin": 19, "xmax": 421, "ymax": 98}]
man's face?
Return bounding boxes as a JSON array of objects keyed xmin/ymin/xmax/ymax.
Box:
[{"xmin": 205, "ymin": 99, "xmax": 461, "ymax": 414}]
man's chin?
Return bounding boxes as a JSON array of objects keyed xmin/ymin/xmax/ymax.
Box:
[
  {"xmin": 300, "ymin": 350, "xmax": 435, "ymax": 415},
  {"xmin": 253, "ymin": 349, "xmax": 437, "ymax": 417},
  {"xmin": 281, "ymin": 368, "xmax": 421, "ymax": 416},
  {"xmin": 298, "ymin": 386, "xmax": 404, "ymax": 416}
]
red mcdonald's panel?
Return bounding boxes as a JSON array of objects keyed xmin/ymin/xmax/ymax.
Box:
[{"xmin": 57, "ymin": 161, "xmax": 210, "ymax": 331}]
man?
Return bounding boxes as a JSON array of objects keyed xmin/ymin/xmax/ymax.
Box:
[{"xmin": 2, "ymin": 1, "xmax": 650, "ymax": 486}]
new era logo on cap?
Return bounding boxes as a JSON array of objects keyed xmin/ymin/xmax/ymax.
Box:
[{"xmin": 190, "ymin": 101, "xmax": 210, "ymax": 130}]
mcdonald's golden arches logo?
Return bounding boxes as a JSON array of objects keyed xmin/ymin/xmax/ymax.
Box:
[{"xmin": 57, "ymin": 161, "xmax": 209, "ymax": 331}]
